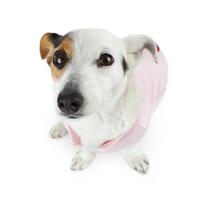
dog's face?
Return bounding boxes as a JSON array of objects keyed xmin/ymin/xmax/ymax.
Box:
[{"xmin": 40, "ymin": 29, "xmax": 157, "ymax": 119}]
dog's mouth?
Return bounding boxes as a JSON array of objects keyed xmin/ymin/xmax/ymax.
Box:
[
  {"xmin": 68, "ymin": 115, "xmax": 82, "ymax": 119},
  {"xmin": 59, "ymin": 112, "xmax": 84, "ymax": 119}
]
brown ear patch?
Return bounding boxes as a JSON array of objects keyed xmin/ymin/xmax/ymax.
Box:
[
  {"xmin": 40, "ymin": 33, "xmax": 53, "ymax": 59},
  {"xmin": 40, "ymin": 33, "xmax": 74, "ymax": 80},
  {"xmin": 50, "ymin": 37, "xmax": 74, "ymax": 80},
  {"xmin": 40, "ymin": 33, "xmax": 63, "ymax": 59}
]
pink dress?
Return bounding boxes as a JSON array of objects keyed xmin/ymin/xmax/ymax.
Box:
[{"xmin": 65, "ymin": 47, "xmax": 168, "ymax": 152}]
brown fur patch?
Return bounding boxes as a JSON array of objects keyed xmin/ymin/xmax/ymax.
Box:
[
  {"xmin": 40, "ymin": 33, "xmax": 54, "ymax": 59},
  {"xmin": 40, "ymin": 33, "xmax": 74, "ymax": 80},
  {"xmin": 50, "ymin": 37, "xmax": 74, "ymax": 80}
]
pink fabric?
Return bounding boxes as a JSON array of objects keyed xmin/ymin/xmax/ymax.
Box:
[
  {"xmin": 98, "ymin": 48, "xmax": 168, "ymax": 152},
  {"xmin": 65, "ymin": 46, "xmax": 168, "ymax": 152},
  {"xmin": 67, "ymin": 125, "xmax": 81, "ymax": 146}
]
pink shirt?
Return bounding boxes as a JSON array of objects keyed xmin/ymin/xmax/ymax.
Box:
[{"xmin": 65, "ymin": 47, "xmax": 168, "ymax": 152}]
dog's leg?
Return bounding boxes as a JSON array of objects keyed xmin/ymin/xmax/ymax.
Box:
[
  {"xmin": 71, "ymin": 147, "xmax": 96, "ymax": 171},
  {"xmin": 49, "ymin": 121, "xmax": 68, "ymax": 138},
  {"xmin": 121, "ymin": 145, "xmax": 149, "ymax": 174}
]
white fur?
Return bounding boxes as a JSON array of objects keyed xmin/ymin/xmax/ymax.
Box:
[
  {"xmin": 121, "ymin": 146, "xmax": 149, "ymax": 174},
  {"xmin": 47, "ymin": 29, "xmax": 157, "ymax": 173},
  {"xmin": 49, "ymin": 121, "xmax": 68, "ymax": 138},
  {"xmin": 71, "ymin": 147, "xmax": 96, "ymax": 171}
]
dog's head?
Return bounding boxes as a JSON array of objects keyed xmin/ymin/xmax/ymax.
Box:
[{"xmin": 40, "ymin": 29, "xmax": 157, "ymax": 119}]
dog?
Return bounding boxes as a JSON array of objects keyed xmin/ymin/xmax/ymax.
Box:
[{"xmin": 40, "ymin": 29, "xmax": 167, "ymax": 173}]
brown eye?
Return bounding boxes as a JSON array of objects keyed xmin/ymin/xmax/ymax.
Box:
[
  {"xmin": 53, "ymin": 50, "xmax": 68, "ymax": 69},
  {"xmin": 97, "ymin": 53, "xmax": 114, "ymax": 67}
]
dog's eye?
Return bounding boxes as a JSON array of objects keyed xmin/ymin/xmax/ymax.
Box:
[
  {"xmin": 97, "ymin": 53, "xmax": 114, "ymax": 67},
  {"xmin": 53, "ymin": 50, "xmax": 68, "ymax": 69}
]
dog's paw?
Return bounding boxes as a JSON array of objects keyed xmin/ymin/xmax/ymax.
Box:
[
  {"xmin": 127, "ymin": 156, "xmax": 149, "ymax": 174},
  {"xmin": 49, "ymin": 122, "xmax": 68, "ymax": 139},
  {"xmin": 71, "ymin": 149, "xmax": 95, "ymax": 171},
  {"xmin": 122, "ymin": 149, "xmax": 149, "ymax": 174}
]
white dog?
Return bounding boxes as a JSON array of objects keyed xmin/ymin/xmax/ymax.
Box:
[{"xmin": 40, "ymin": 29, "xmax": 167, "ymax": 173}]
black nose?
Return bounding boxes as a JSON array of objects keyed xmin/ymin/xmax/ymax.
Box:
[{"xmin": 57, "ymin": 91, "xmax": 84, "ymax": 115}]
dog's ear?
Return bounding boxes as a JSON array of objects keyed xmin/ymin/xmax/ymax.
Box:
[
  {"xmin": 123, "ymin": 34, "xmax": 158, "ymax": 69},
  {"xmin": 40, "ymin": 32, "xmax": 62, "ymax": 59}
]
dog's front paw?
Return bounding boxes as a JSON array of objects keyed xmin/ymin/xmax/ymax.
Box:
[
  {"xmin": 49, "ymin": 122, "xmax": 68, "ymax": 139},
  {"xmin": 128, "ymin": 156, "xmax": 149, "ymax": 174},
  {"xmin": 122, "ymin": 149, "xmax": 149, "ymax": 174},
  {"xmin": 71, "ymin": 149, "xmax": 96, "ymax": 171}
]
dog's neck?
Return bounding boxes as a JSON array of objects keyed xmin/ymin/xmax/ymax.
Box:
[{"xmin": 97, "ymin": 71, "xmax": 140, "ymax": 135}]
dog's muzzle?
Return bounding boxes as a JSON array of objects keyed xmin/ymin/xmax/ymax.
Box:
[{"xmin": 57, "ymin": 90, "xmax": 84, "ymax": 117}]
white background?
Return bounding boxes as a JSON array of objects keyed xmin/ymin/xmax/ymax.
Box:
[{"xmin": 0, "ymin": 0, "xmax": 208, "ymax": 199}]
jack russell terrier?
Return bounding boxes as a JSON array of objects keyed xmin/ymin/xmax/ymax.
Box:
[{"xmin": 40, "ymin": 29, "xmax": 167, "ymax": 173}]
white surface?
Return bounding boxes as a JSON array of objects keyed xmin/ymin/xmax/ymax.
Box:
[{"xmin": 0, "ymin": 0, "xmax": 208, "ymax": 199}]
